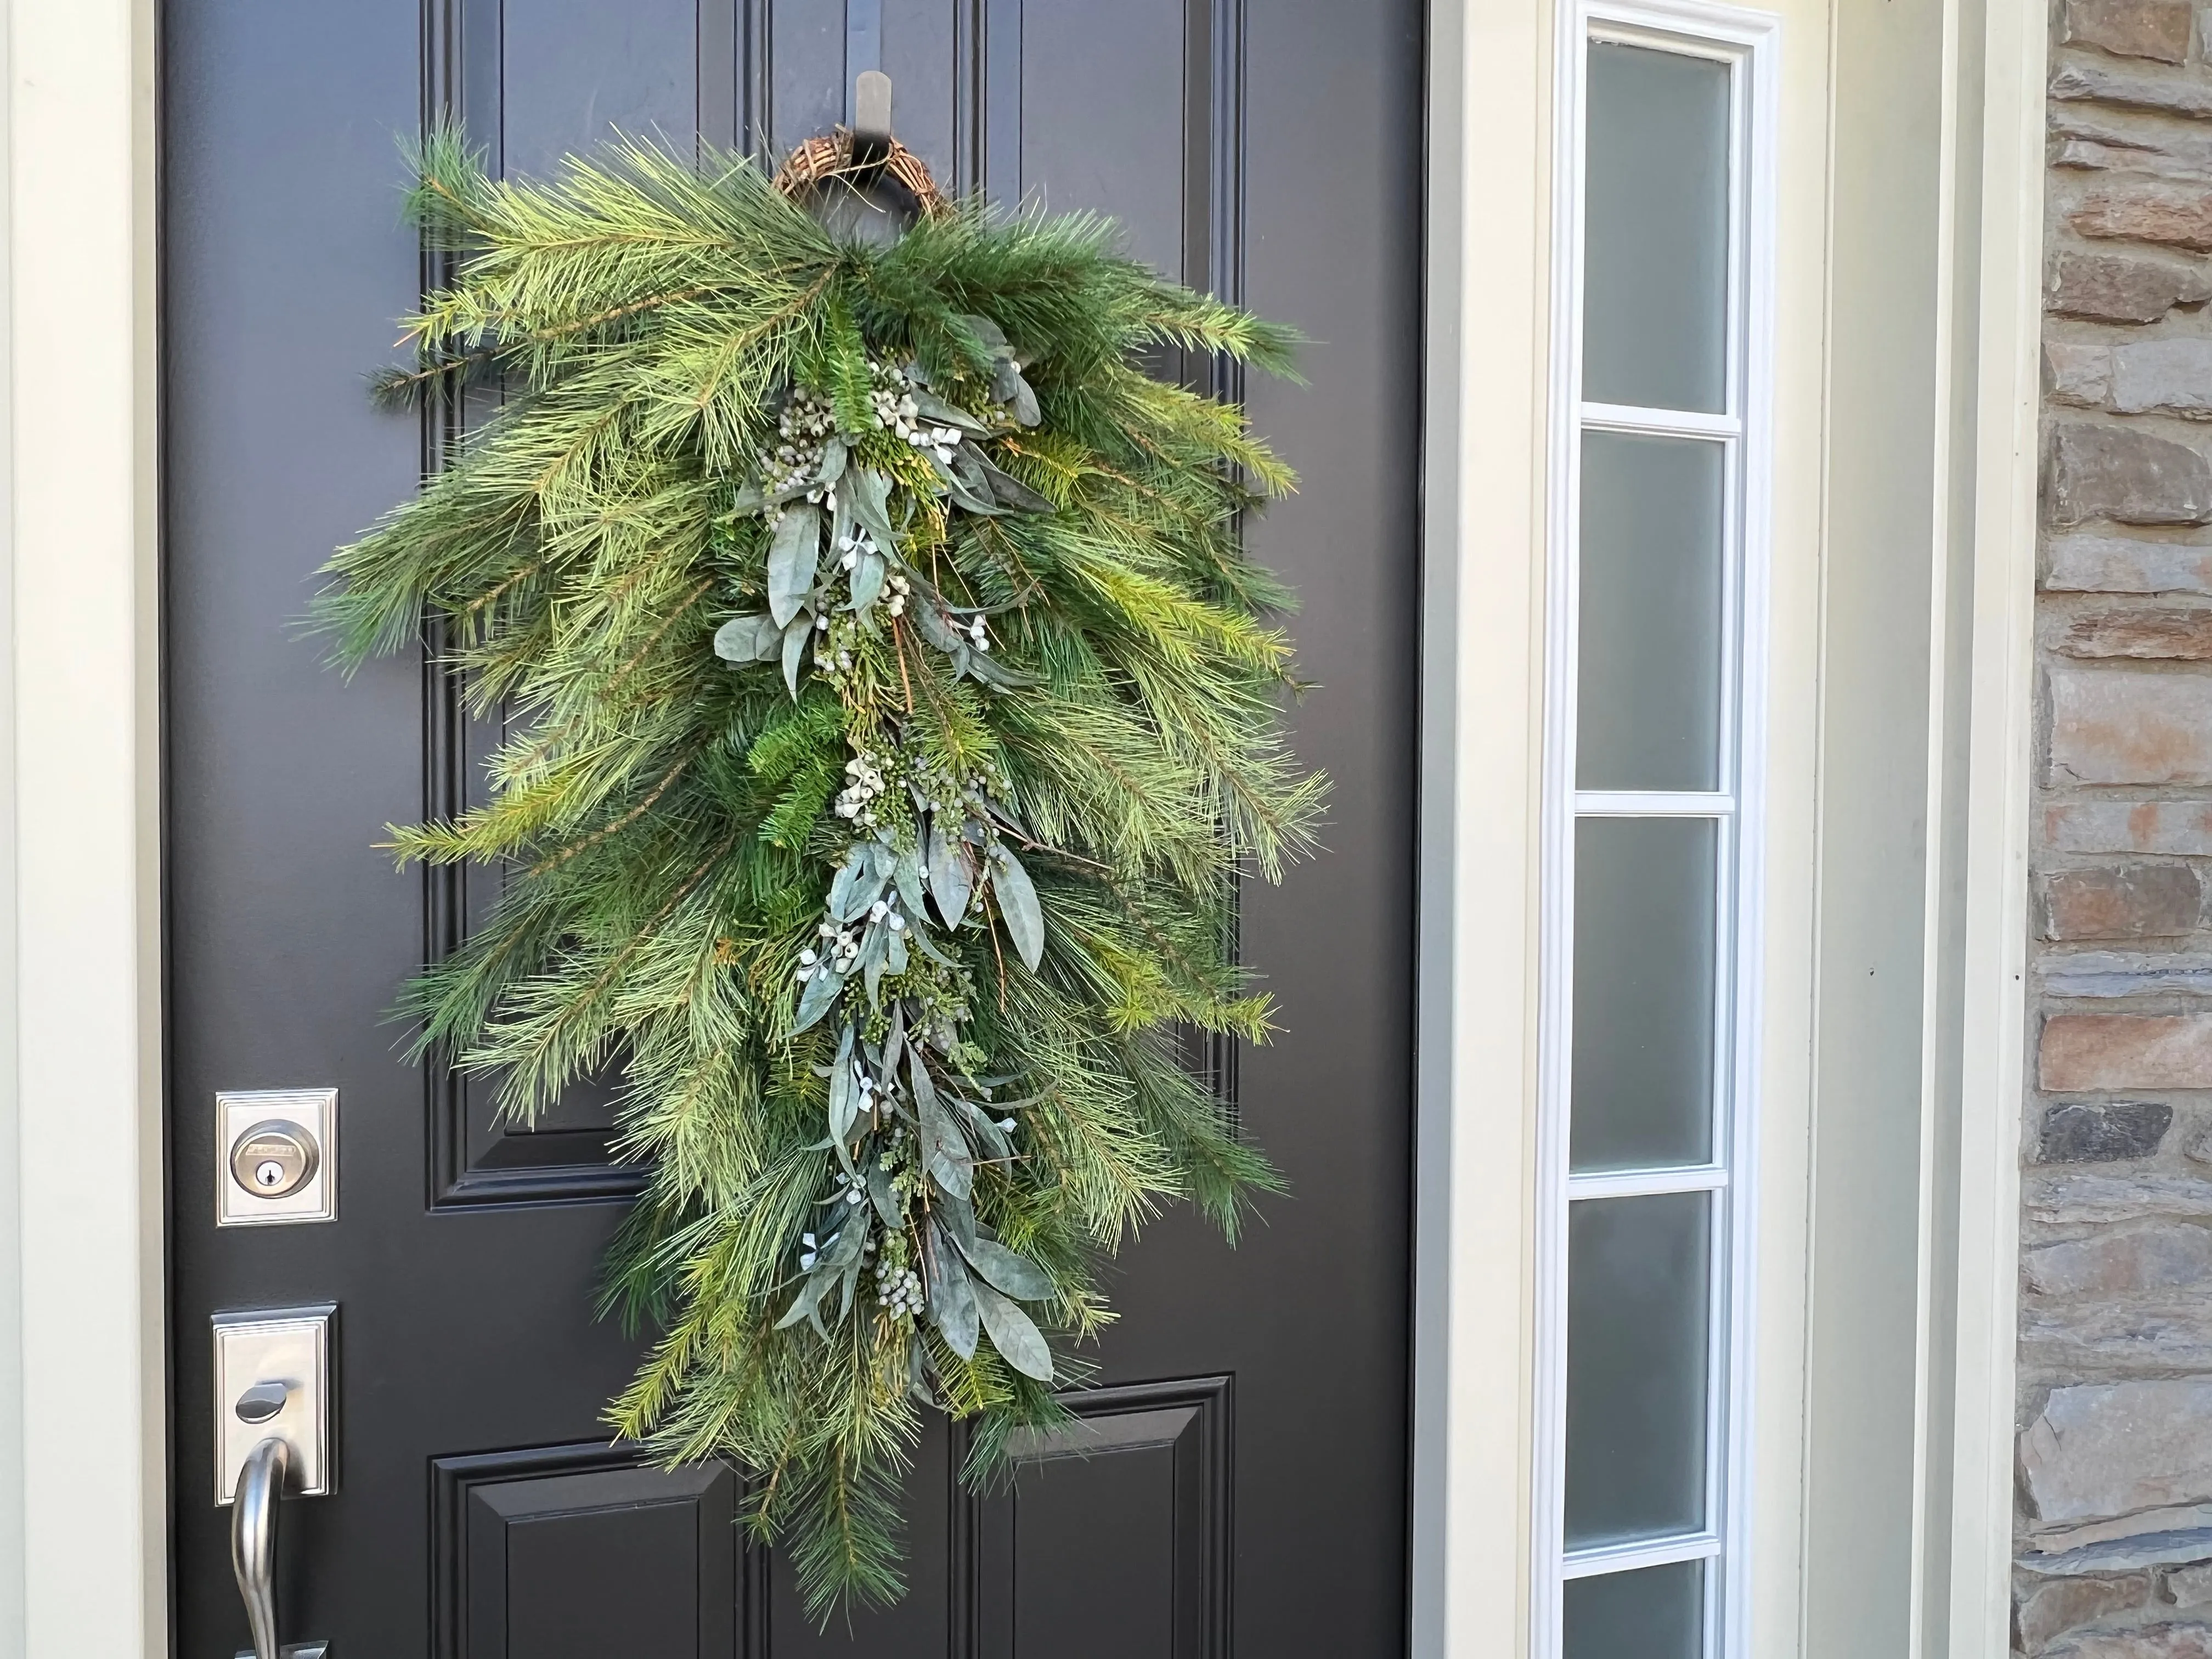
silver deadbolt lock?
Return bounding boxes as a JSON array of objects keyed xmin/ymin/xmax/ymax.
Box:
[
  {"xmin": 216, "ymin": 1090, "xmax": 337, "ymax": 1227},
  {"xmin": 230, "ymin": 1122, "xmax": 317, "ymax": 1199}
]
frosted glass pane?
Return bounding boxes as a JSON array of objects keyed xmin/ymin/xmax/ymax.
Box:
[
  {"xmin": 1565, "ymin": 1192, "xmax": 1711, "ymax": 1548},
  {"xmin": 1565, "ymin": 1561, "xmax": 1705, "ymax": 1659},
  {"xmin": 1571, "ymin": 817, "xmax": 1718, "ymax": 1170},
  {"xmin": 1576, "ymin": 431, "xmax": 1725, "ymax": 793},
  {"xmin": 1584, "ymin": 42, "xmax": 1730, "ymax": 413}
]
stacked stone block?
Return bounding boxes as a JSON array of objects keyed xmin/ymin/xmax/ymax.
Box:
[{"xmin": 2026, "ymin": 1, "xmax": 2212, "ymax": 1649}]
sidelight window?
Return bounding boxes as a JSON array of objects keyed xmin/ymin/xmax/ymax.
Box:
[{"xmin": 1539, "ymin": 5, "xmax": 1775, "ymax": 1657}]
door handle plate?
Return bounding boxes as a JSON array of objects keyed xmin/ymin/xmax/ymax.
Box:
[{"xmin": 212, "ymin": 1306, "xmax": 334, "ymax": 1503}]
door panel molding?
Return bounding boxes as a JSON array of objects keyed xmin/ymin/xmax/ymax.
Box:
[
  {"xmin": 420, "ymin": 0, "xmax": 741, "ymax": 1209},
  {"xmin": 955, "ymin": 1375, "xmax": 1231, "ymax": 1659},
  {"xmin": 432, "ymin": 1440, "xmax": 770, "ymax": 1657}
]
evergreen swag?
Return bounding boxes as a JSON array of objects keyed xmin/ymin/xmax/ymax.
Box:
[{"xmin": 317, "ymin": 131, "xmax": 1321, "ymax": 1613}]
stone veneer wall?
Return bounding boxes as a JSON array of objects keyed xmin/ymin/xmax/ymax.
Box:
[{"xmin": 2024, "ymin": 2, "xmax": 2212, "ymax": 1650}]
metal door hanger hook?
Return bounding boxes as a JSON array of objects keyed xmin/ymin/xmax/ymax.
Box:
[{"xmin": 851, "ymin": 69, "xmax": 893, "ymax": 177}]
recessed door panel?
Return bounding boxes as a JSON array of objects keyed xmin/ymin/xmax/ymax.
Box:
[
  {"xmin": 435, "ymin": 1446, "xmax": 747, "ymax": 1658},
  {"xmin": 973, "ymin": 1379, "xmax": 1228, "ymax": 1659}
]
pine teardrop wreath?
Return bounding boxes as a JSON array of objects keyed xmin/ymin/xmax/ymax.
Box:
[{"xmin": 318, "ymin": 131, "xmax": 1320, "ymax": 1613}]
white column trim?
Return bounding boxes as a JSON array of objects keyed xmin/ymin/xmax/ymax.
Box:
[{"xmin": 1939, "ymin": 0, "xmax": 2044, "ymax": 1642}]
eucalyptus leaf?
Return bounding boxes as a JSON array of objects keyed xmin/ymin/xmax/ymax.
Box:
[
  {"xmin": 928, "ymin": 1226, "xmax": 980, "ymax": 1359},
  {"xmin": 910, "ymin": 388, "xmax": 990, "ymax": 435},
  {"xmin": 862, "ymin": 923, "xmax": 889, "ymax": 1005},
  {"xmin": 866, "ymin": 1157, "xmax": 900, "ymax": 1228},
  {"xmin": 947, "ymin": 475, "xmax": 1004, "ymax": 517},
  {"xmin": 817, "ymin": 436, "xmax": 848, "ymax": 486},
  {"xmin": 963, "ymin": 648, "xmax": 1037, "ymax": 690},
  {"xmin": 988, "ymin": 843, "xmax": 1045, "ymax": 970},
  {"xmin": 794, "ymin": 961, "xmax": 843, "ymax": 1032},
  {"xmin": 947, "ymin": 448, "xmax": 1007, "ymax": 516},
  {"xmin": 838, "ymin": 1235, "xmax": 867, "ymax": 1321},
  {"xmin": 906, "ymin": 1040, "xmax": 938, "ymax": 1113},
  {"xmin": 768, "ymin": 503, "xmax": 822, "ymax": 628},
  {"xmin": 953, "ymin": 1095, "xmax": 1012, "ymax": 1159},
  {"xmin": 912, "ymin": 1056, "xmax": 972, "ymax": 1199},
  {"xmin": 909, "ymin": 925, "xmax": 956, "ymax": 968},
  {"xmin": 713, "ymin": 613, "xmax": 782, "ymax": 663},
  {"xmin": 990, "ymin": 359, "xmax": 1042, "ymax": 427},
  {"xmin": 973, "ymin": 452, "xmax": 1055, "ymax": 514},
  {"xmin": 927, "ymin": 819, "xmax": 974, "ymax": 928},
  {"xmin": 972, "ymin": 1280, "xmax": 1053, "ymax": 1380},
  {"xmin": 781, "ymin": 616, "xmax": 811, "ymax": 698},
  {"xmin": 893, "ymin": 846, "xmax": 927, "ymax": 921},
  {"xmin": 958, "ymin": 312, "xmax": 1009, "ymax": 353},
  {"xmin": 827, "ymin": 1043, "xmax": 855, "ymax": 1142},
  {"xmin": 845, "ymin": 467, "xmax": 899, "ymax": 552},
  {"xmin": 836, "ymin": 864, "xmax": 889, "ymax": 923},
  {"xmin": 959, "ymin": 1237, "xmax": 1055, "ymax": 1303},
  {"xmin": 849, "ymin": 549, "xmax": 886, "ymax": 611},
  {"xmin": 827, "ymin": 846, "xmax": 867, "ymax": 918},
  {"xmin": 885, "ymin": 924, "xmax": 908, "ymax": 975},
  {"xmin": 832, "ymin": 486, "xmax": 856, "ymax": 554},
  {"xmin": 827, "ymin": 1121, "xmax": 861, "ymax": 1183},
  {"xmin": 774, "ymin": 1271, "xmax": 829, "ymax": 1331},
  {"xmin": 933, "ymin": 1187, "xmax": 979, "ymax": 1256},
  {"xmin": 913, "ymin": 602, "xmax": 962, "ymax": 653},
  {"xmin": 729, "ymin": 481, "xmax": 765, "ymax": 514}
]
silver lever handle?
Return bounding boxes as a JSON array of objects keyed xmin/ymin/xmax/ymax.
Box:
[{"xmin": 231, "ymin": 1436, "xmax": 289, "ymax": 1659}]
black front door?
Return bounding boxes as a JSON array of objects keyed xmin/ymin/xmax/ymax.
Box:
[{"xmin": 164, "ymin": 4, "xmax": 1420, "ymax": 1654}]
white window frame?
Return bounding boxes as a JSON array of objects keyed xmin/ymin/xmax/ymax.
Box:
[{"xmin": 1533, "ymin": 5, "xmax": 1779, "ymax": 1655}]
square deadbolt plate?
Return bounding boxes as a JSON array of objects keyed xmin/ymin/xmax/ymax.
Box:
[
  {"xmin": 216, "ymin": 1088, "xmax": 336, "ymax": 1227},
  {"xmin": 213, "ymin": 1304, "xmax": 334, "ymax": 1504}
]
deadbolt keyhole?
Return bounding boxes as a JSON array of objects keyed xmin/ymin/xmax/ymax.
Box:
[{"xmin": 228, "ymin": 1120, "xmax": 318, "ymax": 1201}]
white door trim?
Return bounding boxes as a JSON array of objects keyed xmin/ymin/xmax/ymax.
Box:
[{"xmin": 6, "ymin": 0, "xmax": 166, "ymax": 1655}]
